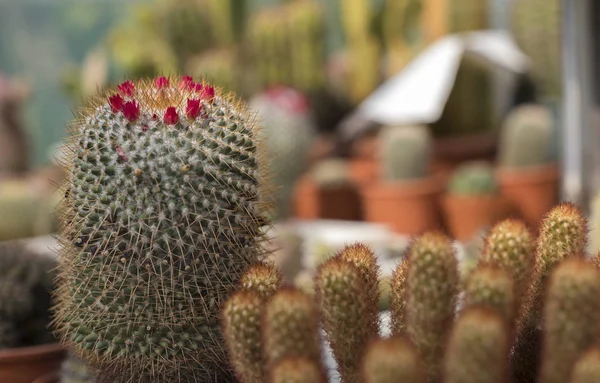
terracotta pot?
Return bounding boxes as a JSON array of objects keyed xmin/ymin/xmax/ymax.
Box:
[
  {"xmin": 442, "ymin": 194, "xmax": 513, "ymax": 242},
  {"xmin": 349, "ymin": 158, "xmax": 379, "ymax": 185},
  {"xmin": 0, "ymin": 343, "xmax": 66, "ymax": 383},
  {"xmin": 361, "ymin": 175, "xmax": 445, "ymax": 235},
  {"xmin": 31, "ymin": 371, "xmax": 59, "ymax": 383},
  {"xmin": 496, "ymin": 164, "xmax": 559, "ymax": 232},
  {"xmin": 293, "ymin": 176, "xmax": 362, "ymax": 221},
  {"xmin": 432, "ymin": 131, "xmax": 498, "ymax": 176}
]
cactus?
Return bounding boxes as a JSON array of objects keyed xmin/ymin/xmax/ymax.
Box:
[
  {"xmin": 443, "ymin": 307, "xmax": 510, "ymax": 383},
  {"xmin": 571, "ymin": 347, "xmax": 600, "ymax": 383},
  {"xmin": 390, "ymin": 259, "xmax": 408, "ymax": 335},
  {"xmin": 462, "ymin": 264, "xmax": 516, "ymax": 329},
  {"xmin": 0, "ymin": 321, "xmax": 18, "ymax": 349},
  {"xmin": 53, "ymin": 76, "xmax": 268, "ymax": 383},
  {"xmin": 538, "ymin": 259, "xmax": 600, "ymax": 383},
  {"xmin": 480, "ymin": 219, "xmax": 534, "ymax": 307},
  {"xmin": 404, "ymin": 232, "xmax": 459, "ymax": 381},
  {"xmin": 250, "ymin": 87, "xmax": 316, "ymax": 220},
  {"xmin": 262, "ymin": 288, "xmax": 322, "ymax": 371},
  {"xmin": 185, "ymin": 49, "xmax": 239, "ymax": 94},
  {"xmin": 315, "ymin": 258, "xmax": 377, "ymax": 382},
  {"xmin": 361, "ymin": 336, "xmax": 426, "ymax": 383},
  {"xmin": 509, "ymin": 0, "xmax": 561, "ymax": 98},
  {"xmin": 380, "ymin": 125, "xmax": 432, "ymax": 181},
  {"xmin": 239, "ymin": 263, "xmax": 283, "ymax": 299},
  {"xmin": 498, "ymin": 104, "xmax": 556, "ymax": 169},
  {"xmin": 247, "ymin": 0, "xmax": 326, "ymax": 93},
  {"xmin": 60, "ymin": 353, "xmax": 97, "ymax": 383},
  {"xmin": 310, "ymin": 159, "xmax": 351, "ymax": 187},
  {"xmin": 268, "ymin": 356, "xmax": 327, "ymax": 383},
  {"xmin": 447, "ymin": 161, "xmax": 498, "ymax": 196},
  {"xmin": 448, "ymin": 0, "xmax": 488, "ymax": 33}
]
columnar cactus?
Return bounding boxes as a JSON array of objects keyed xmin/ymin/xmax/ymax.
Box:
[
  {"xmin": 239, "ymin": 262, "xmax": 283, "ymax": 299},
  {"xmin": 268, "ymin": 356, "xmax": 327, "ymax": 383},
  {"xmin": 462, "ymin": 264, "xmax": 516, "ymax": 329},
  {"xmin": 498, "ymin": 104, "xmax": 556, "ymax": 169},
  {"xmin": 480, "ymin": 219, "xmax": 534, "ymax": 307},
  {"xmin": 538, "ymin": 259, "xmax": 600, "ymax": 383},
  {"xmin": 404, "ymin": 232, "xmax": 459, "ymax": 381},
  {"xmin": 361, "ymin": 336, "xmax": 426, "ymax": 383},
  {"xmin": 262, "ymin": 288, "xmax": 323, "ymax": 371},
  {"xmin": 447, "ymin": 161, "xmax": 498, "ymax": 196},
  {"xmin": 443, "ymin": 307, "xmax": 510, "ymax": 383},
  {"xmin": 390, "ymin": 259, "xmax": 408, "ymax": 335},
  {"xmin": 315, "ymin": 258, "xmax": 376, "ymax": 382},
  {"xmin": 571, "ymin": 347, "xmax": 600, "ymax": 383},
  {"xmin": 380, "ymin": 125, "xmax": 432, "ymax": 181},
  {"xmin": 250, "ymin": 87, "xmax": 316, "ymax": 221},
  {"xmin": 53, "ymin": 76, "xmax": 269, "ymax": 383}
]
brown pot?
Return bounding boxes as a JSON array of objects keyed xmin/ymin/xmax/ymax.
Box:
[
  {"xmin": 349, "ymin": 158, "xmax": 379, "ymax": 185},
  {"xmin": 496, "ymin": 164, "xmax": 559, "ymax": 232},
  {"xmin": 442, "ymin": 195, "xmax": 513, "ymax": 242},
  {"xmin": 32, "ymin": 371, "xmax": 59, "ymax": 383},
  {"xmin": 293, "ymin": 176, "xmax": 362, "ymax": 221},
  {"xmin": 361, "ymin": 175, "xmax": 445, "ymax": 235},
  {"xmin": 432, "ymin": 131, "xmax": 498, "ymax": 176},
  {"xmin": 0, "ymin": 343, "xmax": 66, "ymax": 383}
]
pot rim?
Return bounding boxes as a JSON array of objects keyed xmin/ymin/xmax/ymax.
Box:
[
  {"xmin": 496, "ymin": 163, "xmax": 559, "ymax": 185},
  {"xmin": 363, "ymin": 174, "xmax": 445, "ymax": 198},
  {"xmin": 31, "ymin": 371, "xmax": 60, "ymax": 383},
  {"xmin": 0, "ymin": 343, "xmax": 65, "ymax": 364}
]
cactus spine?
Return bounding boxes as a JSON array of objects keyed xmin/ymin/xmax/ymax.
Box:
[
  {"xmin": 443, "ymin": 307, "xmax": 510, "ymax": 383},
  {"xmin": 380, "ymin": 125, "xmax": 432, "ymax": 181},
  {"xmin": 404, "ymin": 232, "xmax": 459, "ymax": 381},
  {"xmin": 538, "ymin": 259, "xmax": 600, "ymax": 383},
  {"xmin": 361, "ymin": 336, "xmax": 426, "ymax": 383},
  {"xmin": 53, "ymin": 76, "xmax": 268, "ymax": 383}
]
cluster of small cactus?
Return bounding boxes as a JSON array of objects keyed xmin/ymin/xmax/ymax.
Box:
[
  {"xmin": 0, "ymin": 240, "xmax": 57, "ymax": 349},
  {"xmin": 379, "ymin": 125, "xmax": 432, "ymax": 181},
  {"xmin": 220, "ymin": 202, "xmax": 600, "ymax": 383},
  {"xmin": 52, "ymin": 76, "xmax": 270, "ymax": 383},
  {"xmin": 250, "ymin": 87, "xmax": 317, "ymax": 221},
  {"xmin": 448, "ymin": 161, "xmax": 498, "ymax": 196},
  {"xmin": 498, "ymin": 103, "xmax": 556, "ymax": 169}
]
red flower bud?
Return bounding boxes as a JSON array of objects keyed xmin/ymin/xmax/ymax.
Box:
[
  {"xmin": 122, "ymin": 101, "xmax": 140, "ymax": 122},
  {"xmin": 186, "ymin": 99, "xmax": 202, "ymax": 119},
  {"xmin": 117, "ymin": 81, "xmax": 135, "ymax": 96},
  {"xmin": 163, "ymin": 107, "xmax": 179, "ymax": 125},
  {"xmin": 180, "ymin": 76, "xmax": 195, "ymax": 90},
  {"xmin": 109, "ymin": 94, "xmax": 124, "ymax": 112},
  {"xmin": 156, "ymin": 76, "xmax": 170, "ymax": 89}
]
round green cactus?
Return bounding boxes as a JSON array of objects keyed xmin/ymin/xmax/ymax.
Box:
[
  {"xmin": 361, "ymin": 336, "xmax": 426, "ymax": 383},
  {"xmin": 448, "ymin": 161, "xmax": 498, "ymax": 196},
  {"xmin": 380, "ymin": 125, "xmax": 432, "ymax": 181},
  {"xmin": 53, "ymin": 76, "xmax": 269, "ymax": 383},
  {"xmin": 538, "ymin": 259, "xmax": 600, "ymax": 383}
]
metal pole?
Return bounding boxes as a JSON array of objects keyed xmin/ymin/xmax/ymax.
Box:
[{"xmin": 561, "ymin": 0, "xmax": 593, "ymax": 212}]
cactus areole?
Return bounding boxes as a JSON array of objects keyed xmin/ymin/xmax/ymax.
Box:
[{"xmin": 53, "ymin": 76, "xmax": 268, "ymax": 383}]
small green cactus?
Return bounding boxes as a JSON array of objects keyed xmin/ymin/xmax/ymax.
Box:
[
  {"xmin": 443, "ymin": 307, "xmax": 510, "ymax": 383},
  {"xmin": 268, "ymin": 355, "xmax": 327, "ymax": 383},
  {"xmin": 498, "ymin": 104, "xmax": 556, "ymax": 169},
  {"xmin": 239, "ymin": 263, "xmax": 284, "ymax": 299},
  {"xmin": 315, "ymin": 257, "xmax": 377, "ymax": 382},
  {"xmin": 571, "ymin": 347, "xmax": 600, "ymax": 383},
  {"xmin": 448, "ymin": 161, "xmax": 498, "ymax": 196},
  {"xmin": 361, "ymin": 336, "xmax": 426, "ymax": 383},
  {"xmin": 262, "ymin": 288, "xmax": 322, "ymax": 371},
  {"xmin": 60, "ymin": 353, "xmax": 97, "ymax": 383},
  {"xmin": 538, "ymin": 259, "xmax": 600, "ymax": 383},
  {"xmin": 379, "ymin": 125, "xmax": 432, "ymax": 181},
  {"xmin": 53, "ymin": 76, "xmax": 269, "ymax": 383},
  {"xmin": 310, "ymin": 159, "xmax": 351, "ymax": 187},
  {"xmin": 390, "ymin": 259, "xmax": 408, "ymax": 335},
  {"xmin": 404, "ymin": 232, "xmax": 459, "ymax": 381}
]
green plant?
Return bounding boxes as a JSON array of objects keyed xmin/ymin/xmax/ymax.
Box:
[
  {"xmin": 447, "ymin": 161, "xmax": 498, "ymax": 196},
  {"xmin": 443, "ymin": 307, "xmax": 510, "ymax": 383},
  {"xmin": 379, "ymin": 125, "xmax": 432, "ymax": 181},
  {"xmin": 361, "ymin": 336, "xmax": 426, "ymax": 383},
  {"xmin": 538, "ymin": 259, "xmax": 600, "ymax": 383},
  {"xmin": 497, "ymin": 104, "xmax": 556, "ymax": 169},
  {"xmin": 53, "ymin": 76, "xmax": 269, "ymax": 383},
  {"xmin": 250, "ymin": 87, "xmax": 316, "ymax": 220},
  {"xmin": 310, "ymin": 159, "xmax": 351, "ymax": 187}
]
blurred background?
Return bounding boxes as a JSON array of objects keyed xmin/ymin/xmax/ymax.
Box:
[{"xmin": 0, "ymin": 0, "xmax": 596, "ymax": 293}]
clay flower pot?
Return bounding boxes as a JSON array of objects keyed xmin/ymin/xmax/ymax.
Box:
[
  {"xmin": 361, "ymin": 175, "xmax": 445, "ymax": 235},
  {"xmin": 0, "ymin": 343, "xmax": 65, "ymax": 383},
  {"xmin": 32, "ymin": 371, "xmax": 59, "ymax": 383},
  {"xmin": 496, "ymin": 164, "xmax": 559, "ymax": 232},
  {"xmin": 442, "ymin": 194, "xmax": 513, "ymax": 242},
  {"xmin": 293, "ymin": 176, "xmax": 362, "ymax": 221},
  {"xmin": 349, "ymin": 158, "xmax": 379, "ymax": 185}
]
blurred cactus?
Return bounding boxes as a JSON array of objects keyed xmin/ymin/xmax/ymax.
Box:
[
  {"xmin": 538, "ymin": 259, "xmax": 600, "ymax": 383},
  {"xmin": 448, "ymin": 0, "xmax": 488, "ymax": 33},
  {"xmin": 186, "ymin": 49, "xmax": 239, "ymax": 93},
  {"xmin": 571, "ymin": 347, "xmax": 600, "ymax": 383},
  {"xmin": 269, "ymin": 356, "xmax": 327, "ymax": 383},
  {"xmin": 239, "ymin": 262, "xmax": 283, "ymax": 299},
  {"xmin": 380, "ymin": 125, "xmax": 432, "ymax": 181},
  {"xmin": 250, "ymin": 87, "xmax": 316, "ymax": 221},
  {"xmin": 60, "ymin": 353, "xmax": 97, "ymax": 383},
  {"xmin": 498, "ymin": 104, "xmax": 556, "ymax": 169},
  {"xmin": 361, "ymin": 336, "xmax": 426, "ymax": 383},
  {"xmin": 509, "ymin": 0, "xmax": 561, "ymax": 98},
  {"xmin": 0, "ymin": 75, "xmax": 30, "ymax": 177},
  {"xmin": 310, "ymin": 158, "xmax": 351, "ymax": 187},
  {"xmin": 390, "ymin": 259, "xmax": 408, "ymax": 335},
  {"xmin": 443, "ymin": 307, "xmax": 510, "ymax": 383},
  {"xmin": 448, "ymin": 161, "xmax": 498, "ymax": 196}
]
